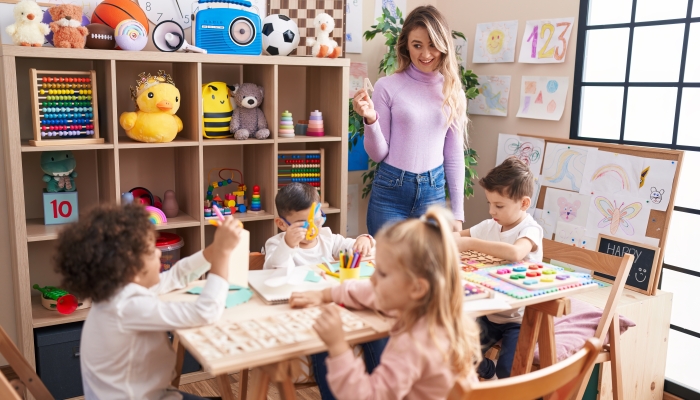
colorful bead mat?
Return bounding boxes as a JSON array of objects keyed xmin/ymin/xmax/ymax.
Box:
[{"xmin": 463, "ymin": 262, "xmax": 596, "ymax": 300}]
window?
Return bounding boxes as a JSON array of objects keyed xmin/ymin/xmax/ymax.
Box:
[{"xmin": 572, "ymin": 0, "xmax": 700, "ymax": 396}]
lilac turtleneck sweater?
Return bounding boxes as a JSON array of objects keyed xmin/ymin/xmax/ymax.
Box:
[{"xmin": 364, "ymin": 63, "xmax": 465, "ymax": 221}]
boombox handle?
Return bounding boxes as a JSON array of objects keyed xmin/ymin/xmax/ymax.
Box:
[{"xmin": 191, "ymin": 0, "xmax": 261, "ymax": 44}]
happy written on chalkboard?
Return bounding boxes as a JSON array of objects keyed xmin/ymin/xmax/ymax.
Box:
[{"xmin": 594, "ymin": 235, "xmax": 660, "ymax": 294}]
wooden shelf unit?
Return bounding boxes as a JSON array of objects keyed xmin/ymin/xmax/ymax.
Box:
[{"xmin": 0, "ymin": 46, "xmax": 349, "ymax": 375}]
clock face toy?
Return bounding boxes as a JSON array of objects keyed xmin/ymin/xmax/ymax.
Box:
[{"xmin": 138, "ymin": 0, "xmax": 200, "ymax": 30}]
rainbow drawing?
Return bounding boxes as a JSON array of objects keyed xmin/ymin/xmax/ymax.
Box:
[
  {"xmin": 590, "ymin": 164, "xmax": 630, "ymax": 191},
  {"xmin": 145, "ymin": 206, "xmax": 167, "ymax": 225}
]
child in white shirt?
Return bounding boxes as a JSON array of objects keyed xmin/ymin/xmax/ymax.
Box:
[
  {"xmin": 54, "ymin": 204, "xmax": 243, "ymax": 400},
  {"xmin": 454, "ymin": 157, "xmax": 543, "ymax": 380}
]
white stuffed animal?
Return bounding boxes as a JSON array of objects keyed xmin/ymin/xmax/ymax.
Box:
[
  {"xmin": 306, "ymin": 13, "xmax": 341, "ymax": 58},
  {"xmin": 6, "ymin": 0, "xmax": 49, "ymax": 47}
]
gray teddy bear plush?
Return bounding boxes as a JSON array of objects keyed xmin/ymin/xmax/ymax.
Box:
[{"xmin": 229, "ymin": 83, "xmax": 270, "ymax": 140}]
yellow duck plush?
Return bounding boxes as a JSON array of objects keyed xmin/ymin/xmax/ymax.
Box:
[{"xmin": 119, "ymin": 70, "xmax": 183, "ymax": 143}]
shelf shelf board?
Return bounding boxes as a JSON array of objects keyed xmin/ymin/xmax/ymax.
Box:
[
  {"xmin": 202, "ymin": 138, "xmax": 275, "ymax": 146},
  {"xmin": 32, "ymin": 295, "xmax": 88, "ymax": 328},
  {"xmin": 26, "ymin": 218, "xmax": 62, "ymax": 242},
  {"xmin": 204, "ymin": 211, "xmax": 275, "ymax": 224},
  {"xmin": 155, "ymin": 212, "xmax": 200, "ymax": 230},
  {"xmin": 117, "ymin": 137, "xmax": 200, "ymax": 149},
  {"xmin": 322, "ymin": 207, "xmax": 341, "ymax": 214},
  {"xmin": 21, "ymin": 140, "xmax": 114, "ymax": 152},
  {"xmin": 277, "ymin": 136, "xmax": 342, "ymax": 143}
]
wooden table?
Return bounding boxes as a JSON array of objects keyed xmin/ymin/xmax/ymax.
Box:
[{"xmin": 167, "ymin": 277, "xmax": 598, "ymax": 399}]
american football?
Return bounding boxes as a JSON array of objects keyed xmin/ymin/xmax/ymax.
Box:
[{"xmin": 85, "ymin": 24, "xmax": 116, "ymax": 50}]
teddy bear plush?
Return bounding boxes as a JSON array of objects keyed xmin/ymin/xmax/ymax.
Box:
[
  {"xmin": 48, "ymin": 4, "xmax": 88, "ymax": 49},
  {"xmin": 229, "ymin": 83, "xmax": 270, "ymax": 140}
]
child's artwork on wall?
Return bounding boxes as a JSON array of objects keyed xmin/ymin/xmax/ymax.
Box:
[
  {"xmin": 518, "ymin": 17, "xmax": 575, "ymax": 63},
  {"xmin": 374, "ymin": 0, "xmax": 406, "ymax": 19},
  {"xmin": 554, "ymin": 221, "xmax": 586, "ymax": 247},
  {"xmin": 639, "ymin": 158, "xmax": 677, "ymax": 211},
  {"xmin": 543, "ymin": 187, "xmax": 592, "ymax": 228},
  {"xmin": 473, "ymin": 21, "xmax": 518, "ymax": 63},
  {"xmin": 528, "ymin": 177, "xmax": 542, "ymax": 216},
  {"xmin": 516, "ymin": 76, "xmax": 569, "ymax": 121},
  {"xmin": 455, "ymin": 37, "xmax": 469, "ymax": 69},
  {"xmin": 469, "ymin": 76, "xmax": 511, "ymax": 117},
  {"xmin": 345, "ymin": 0, "xmax": 363, "ymax": 53},
  {"xmin": 349, "ymin": 62, "xmax": 368, "ymax": 98},
  {"xmin": 585, "ymin": 192, "xmax": 651, "ymax": 242},
  {"xmin": 534, "ymin": 208, "xmax": 557, "ymax": 240},
  {"xmin": 579, "ymin": 150, "xmax": 643, "ymax": 197},
  {"xmin": 541, "ymin": 143, "xmax": 590, "ymax": 191},
  {"xmin": 495, "ymin": 134, "xmax": 544, "ymax": 175}
]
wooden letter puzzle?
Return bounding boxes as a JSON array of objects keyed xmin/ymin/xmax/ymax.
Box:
[
  {"xmin": 460, "ymin": 250, "xmax": 508, "ymax": 269},
  {"xmin": 268, "ymin": 0, "xmax": 346, "ymax": 56}
]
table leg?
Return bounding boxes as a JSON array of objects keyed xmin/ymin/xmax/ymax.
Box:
[
  {"xmin": 171, "ymin": 337, "xmax": 185, "ymax": 388},
  {"xmin": 610, "ymin": 314, "xmax": 623, "ymax": 400},
  {"xmin": 510, "ymin": 306, "xmax": 543, "ymax": 376},
  {"xmin": 239, "ymin": 369, "xmax": 249, "ymax": 400},
  {"xmin": 538, "ymin": 314, "xmax": 558, "ymax": 400},
  {"xmin": 215, "ymin": 374, "xmax": 236, "ymax": 400},
  {"xmin": 275, "ymin": 380, "xmax": 297, "ymax": 400},
  {"xmin": 247, "ymin": 368, "xmax": 271, "ymax": 400}
]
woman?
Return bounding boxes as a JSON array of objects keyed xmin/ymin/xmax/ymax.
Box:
[{"xmin": 354, "ymin": 5, "xmax": 467, "ymax": 235}]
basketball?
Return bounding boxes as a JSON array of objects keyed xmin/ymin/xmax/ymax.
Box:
[{"xmin": 91, "ymin": 0, "xmax": 149, "ymax": 34}]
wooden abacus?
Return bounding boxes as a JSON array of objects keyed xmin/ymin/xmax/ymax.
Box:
[
  {"xmin": 29, "ymin": 69, "xmax": 104, "ymax": 147},
  {"xmin": 277, "ymin": 149, "xmax": 328, "ymax": 207}
]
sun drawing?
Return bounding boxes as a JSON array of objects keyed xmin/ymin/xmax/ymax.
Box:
[
  {"xmin": 478, "ymin": 24, "xmax": 514, "ymax": 61},
  {"xmin": 486, "ymin": 29, "xmax": 504, "ymax": 54}
]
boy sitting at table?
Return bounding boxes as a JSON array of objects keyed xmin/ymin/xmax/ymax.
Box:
[{"xmin": 454, "ymin": 157, "xmax": 544, "ymax": 380}]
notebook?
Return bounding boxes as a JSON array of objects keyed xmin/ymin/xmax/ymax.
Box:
[{"xmin": 248, "ymin": 267, "xmax": 336, "ymax": 305}]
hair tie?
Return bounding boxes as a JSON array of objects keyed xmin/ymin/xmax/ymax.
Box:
[{"xmin": 420, "ymin": 215, "xmax": 440, "ymax": 229}]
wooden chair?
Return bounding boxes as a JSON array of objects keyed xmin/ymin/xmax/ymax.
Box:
[
  {"xmin": 0, "ymin": 324, "xmax": 53, "ymax": 400},
  {"xmin": 449, "ymin": 338, "xmax": 602, "ymax": 400}
]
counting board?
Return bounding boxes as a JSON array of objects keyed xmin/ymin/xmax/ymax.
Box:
[
  {"xmin": 278, "ymin": 150, "xmax": 327, "ymax": 206},
  {"xmin": 179, "ymin": 306, "xmax": 366, "ymax": 360},
  {"xmin": 460, "ymin": 250, "xmax": 508, "ymax": 268},
  {"xmin": 488, "ymin": 262, "xmax": 590, "ymax": 290},
  {"xmin": 28, "ymin": 69, "xmax": 104, "ymax": 147},
  {"xmin": 268, "ymin": 0, "xmax": 346, "ymax": 57},
  {"xmin": 463, "ymin": 282, "xmax": 491, "ymax": 301}
]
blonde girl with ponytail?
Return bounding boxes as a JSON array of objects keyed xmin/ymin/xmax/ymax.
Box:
[{"xmin": 290, "ymin": 206, "xmax": 481, "ymax": 399}]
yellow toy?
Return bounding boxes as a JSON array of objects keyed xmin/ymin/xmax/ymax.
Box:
[
  {"xmin": 119, "ymin": 70, "xmax": 182, "ymax": 143},
  {"xmin": 202, "ymin": 82, "xmax": 235, "ymax": 139}
]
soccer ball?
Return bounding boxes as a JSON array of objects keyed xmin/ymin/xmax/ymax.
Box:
[{"xmin": 262, "ymin": 14, "xmax": 300, "ymax": 56}]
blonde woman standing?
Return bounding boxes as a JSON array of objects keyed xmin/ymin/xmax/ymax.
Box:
[{"xmin": 353, "ymin": 5, "xmax": 467, "ymax": 234}]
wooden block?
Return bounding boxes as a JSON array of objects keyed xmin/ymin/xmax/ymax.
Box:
[{"xmin": 42, "ymin": 191, "xmax": 78, "ymax": 225}]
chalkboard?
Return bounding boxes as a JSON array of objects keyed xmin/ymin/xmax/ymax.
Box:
[{"xmin": 594, "ymin": 235, "xmax": 660, "ymax": 295}]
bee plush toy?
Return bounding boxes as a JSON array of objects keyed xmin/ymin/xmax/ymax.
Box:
[{"xmin": 202, "ymin": 82, "xmax": 236, "ymax": 139}]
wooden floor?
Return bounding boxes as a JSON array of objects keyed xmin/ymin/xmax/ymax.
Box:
[{"xmin": 179, "ymin": 372, "xmax": 322, "ymax": 400}]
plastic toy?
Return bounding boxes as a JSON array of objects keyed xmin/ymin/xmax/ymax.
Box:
[
  {"xmin": 307, "ymin": 110, "xmax": 324, "ymax": 136},
  {"xmin": 295, "ymin": 120, "xmax": 308, "ymax": 136},
  {"xmin": 279, "ymin": 110, "xmax": 294, "ymax": 138},
  {"xmin": 305, "ymin": 202, "xmax": 322, "ymax": 241},
  {"xmin": 6, "ymin": 0, "xmax": 50, "ymax": 47},
  {"xmin": 120, "ymin": 70, "xmax": 182, "ymax": 143},
  {"xmin": 205, "ymin": 168, "xmax": 253, "ymax": 217},
  {"xmin": 145, "ymin": 206, "xmax": 167, "ymax": 225},
  {"xmin": 129, "ymin": 187, "xmax": 157, "ymax": 207},
  {"xmin": 250, "ymin": 185, "xmax": 262, "ymax": 212},
  {"xmin": 114, "ymin": 19, "xmax": 148, "ymax": 51},
  {"xmin": 193, "ymin": 0, "xmax": 262, "ymax": 55},
  {"xmin": 162, "ymin": 190, "xmax": 179, "ymax": 218},
  {"xmin": 41, "ymin": 151, "xmax": 77, "ymax": 192},
  {"xmin": 90, "ymin": 0, "xmax": 149, "ymax": 34},
  {"xmin": 32, "ymin": 284, "xmax": 79, "ymax": 314},
  {"xmin": 48, "ymin": 4, "xmax": 89, "ymax": 49},
  {"xmin": 202, "ymin": 82, "xmax": 235, "ymax": 139},
  {"xmin": 42, "ymin": 9, "xmax": 89, "ymax": 46},
  {"xmin": 278, "ymin": 150, "xmax": 326, "ymax": 206},
  {"xmin": 230, "ymin": 83, "xmax": 270, "ymax": 140},
  {"xmin": 262, "ymin": 14, "xmax": 300, "ymax": 56},
  {"xmin": 306, "ymin": 13, "xmax": 341, "ymax": 58}
]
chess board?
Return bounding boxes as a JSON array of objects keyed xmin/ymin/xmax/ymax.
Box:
[
  {"xmin": 488, "ymin": 263, "xmax": 590, "ymax": 290},
  {"xmin": 267, "ymin": 0, "xmax": 346, "ymax": 57},
  {"xmin": 460, "ymin": 250, "xmax": 508, "ymax": 268}
]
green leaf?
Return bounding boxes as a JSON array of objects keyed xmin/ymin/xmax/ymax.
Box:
[{"xmin": 452, "ymin": 30, "xmax": 466, "ymax": 41}]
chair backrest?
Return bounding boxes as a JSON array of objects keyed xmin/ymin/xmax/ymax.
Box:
[
  {"xmin": 449, "ymin": 338, "xmax": 602, "ymax": 400},
  {"xmin": 249, "ymin": 252, "xmax": 265, "ymax": 271},
  {"xmin": 541, "ymin": 239, "xmax": 634, "ymax": 340},
  {"xmin": 0, "ymin": 325, "xmax": 53, "ymax": 400}
]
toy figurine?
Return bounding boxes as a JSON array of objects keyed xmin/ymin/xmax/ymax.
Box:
[
  {"xmin": 162, "ymin": 190, "xmax": 179, "ymax": 218},
  {"xmin": 41, "ymin": 150, "xmax": 77, "ymax": 192},
  {"xmin": 47, "ymin": 4, "xmax": 89, "ymax": 49},
  {"xmin": 32, "ymin": 284, "xmax": 79, "ymax": 314},
  {"xmin": 6, "ymin": 0, "xmax": 50, "ymax": 47}
]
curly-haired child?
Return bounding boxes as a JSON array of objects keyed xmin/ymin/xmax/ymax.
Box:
[{"xmin": 54, "ymin": 204, "xmax": 243, "ymax": 400}]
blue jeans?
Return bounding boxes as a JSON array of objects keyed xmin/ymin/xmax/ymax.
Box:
[
  {"xmin": 311, "ymin": 337, "xmax": 389, "ymax": 400},
  {"xmin": 366, "ymin": 162, "xmax": 446, "ymax": 236},
  {"xmin": 477, "ymin": 316, "xmax": 521, "ymax": 379}
]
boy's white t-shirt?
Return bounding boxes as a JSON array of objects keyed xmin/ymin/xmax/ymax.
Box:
[
  {"xmin": 263, "ymin": 227, "xmax": 358, "ymax": 269},
  {"xmin": 470, "ymin": 214, "xmax": 544, "ymax": 324}
]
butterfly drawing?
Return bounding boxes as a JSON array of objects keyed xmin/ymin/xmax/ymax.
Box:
[{"xmin": 594, "ymin": 196, "xmax": 642, "ymax": 236}]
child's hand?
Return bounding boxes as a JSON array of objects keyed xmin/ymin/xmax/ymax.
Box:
[
  {"xmin": 352, "ymin": 89, "xmax": 376, "ymax": 124},
  {"xmin": 290, "ymin": 291, "xmax": 324, "ymax": 308},
  {"xmin": 353, "ymin": 236, "xmax": 372, "ymax": 257},
  {"xmin": 313, "ymin": 304, "xmax": 350, "ymax": 357},
  {"xmin": 284, "ymin": 221, "xmax": 307, "ymax": 248}
]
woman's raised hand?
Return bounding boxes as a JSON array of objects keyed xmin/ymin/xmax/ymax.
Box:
[{"xmin": 352, "ymin": 89, "xmax": 377, "ymax": 124}]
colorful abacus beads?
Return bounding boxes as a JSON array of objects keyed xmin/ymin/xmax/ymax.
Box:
[
  {"xmin": 307, "ymin": 110, "xmax": 324, "ymax": 137},
  {"xmin": 251, "ymin": 185, "xmax": 262, "ymax": 211},
  {"xmin": 37, "ymin": 75, "xmax": 95, "ymax": 139},
  {"xmin": 277, "ymin": 154, "xmax": 322, "ymax": 187},
  {"xmin": 279, "ymin": 110, "xmax": 295, "ymax": 138}
]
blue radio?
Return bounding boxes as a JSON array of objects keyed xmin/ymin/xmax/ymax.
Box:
[{"xmin": 193, "ymin": 0, "xmax": 262, "ymax": 55}]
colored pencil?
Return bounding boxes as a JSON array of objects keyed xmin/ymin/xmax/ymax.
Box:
[
  {"xmin": 354, "ymin": 253, "xmax": 362, "ymax": 268},
  {"xmin": 347, "ymin": 252, "xmax": 354, "ymax": 270}
]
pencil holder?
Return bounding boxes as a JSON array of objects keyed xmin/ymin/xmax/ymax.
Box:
[{"xmin": 339, "ymin": 267, "xmax": 361, "ymax": 283}]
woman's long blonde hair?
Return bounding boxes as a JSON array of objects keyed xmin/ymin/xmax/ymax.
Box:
[
  {"xmin": 396, "ymin": 5, "xmax": 467, "ymax": 145},
  {"xmin": 376, "ymin": 206, "xmax": 481, "ymax": 377}
]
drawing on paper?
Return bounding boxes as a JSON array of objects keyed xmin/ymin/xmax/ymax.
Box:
[
  {"xmin": 518, "ymin": 17, "xmax": 575, "ymax": 64},
  {"xmin": 473, "ymin": 21, "xmax": 518, "ymax": 63},
  {"xmin": 650, "ymin": 187, "xmax": 664, "ymax": 204},
  {"xmin": 594, "ymin": 196, "xmax": 642, "ymax": 236},
  {"xmin": 639, "ymin": 159, "xmax": 676, "ymax": 211},
  {"xmin": 590, "ymin": 164, "xmax": 632, "ymax": 192},
  {"xmin": 579, "ymin": 150, "xmax": 644, "ymax": 196},
  {"xmin": 554, "ymin": 221, "xmax": 586, "ymax": 247},
  {"xmin": 542, "ymin": 187, "xmax": 591, "ymax": 228},
  {"xmin": 516, "ymin": 76, "xmax": 569, "ymax": 121},
  {"xmin": 496, "ymin": 134, "xmax": 545, "ymax": 176},
  {"xmin": 640, "ymin": 166, "xmax": 649, "ymax": 188},
  {"xmin": 541, "ymin": 145, "xmax": 587, "ymax": 191},
  {"xmin": 374, "ymin": 0, "xmax": 405, "ymax": 19},
  {"xmin": 469, "ymin": 76, "xmax": 511, "ymax": 117},
  {"xmin": 504, "ymin": 137, "xmax": 541, "ymax": 166},
  {"xmin": 534, "ymin": 209, "xmax": 556, "ymax": 240},
  {"xmin": 557, "ymin": 197, "xmax": 580, "ymax": 222}
]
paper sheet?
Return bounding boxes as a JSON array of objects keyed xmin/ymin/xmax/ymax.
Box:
[
  {"xmin": 349, "ymin": 62, "xmax": 369, "ymax": 98},
  {"xmin": 374, "ymin": 0, "xmax": 406, "ymax": 19},
  {"xmin": 554, "ymin": 221, "xmax": 587, "ymax": 247},
  {"xmin": 518, "ymin": 18, "xmax": 575, "ymax": 63},
  {"xmin": 454, "ymin": 37, "xmax": 469, "ymax": 69},
  {"xmin": 473, "ymin": 20, "xmax": 518, "ymax": 63},
  {"xmin": 495, "ymin": 133, "xmax": 545, "ymax": 175},
  {"xmin": 541, "ymin": 143, "xmax": 591, "ymax": 192},
  {"xmin": 639, "ymin": 158, "xmax": 678, "ymax": 211},
  {"xmin": 345, "ymin": 0, "xmax": 363, "ymax": 53},
  {"xmin": 527, "ymin": 177, "xmax": 542, "ymax": 216},
  {"xmin": 543, "ymin": 188, "xmax": 592, "ymax": 228},
  {"xmin": 585, "ymin": 192, "xmax": 651, "ymax": 242},
  {"xmin": 264, "ymin": 267, "xmax": 308, "ymax": 287},
  {"xmin": 469, "ymin": 76, "xmax": 512, "ymax": 117},
  {"xmin": 534, "ymin": 208, "xmax": 557, "ymax": 240},
  {"xmin": 516, "ymin": 76, "xmax": 569, "ymax": 121},
  {"xmin": 579, "ymin": 150, "xmax": 644, "ymax": 197}
]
